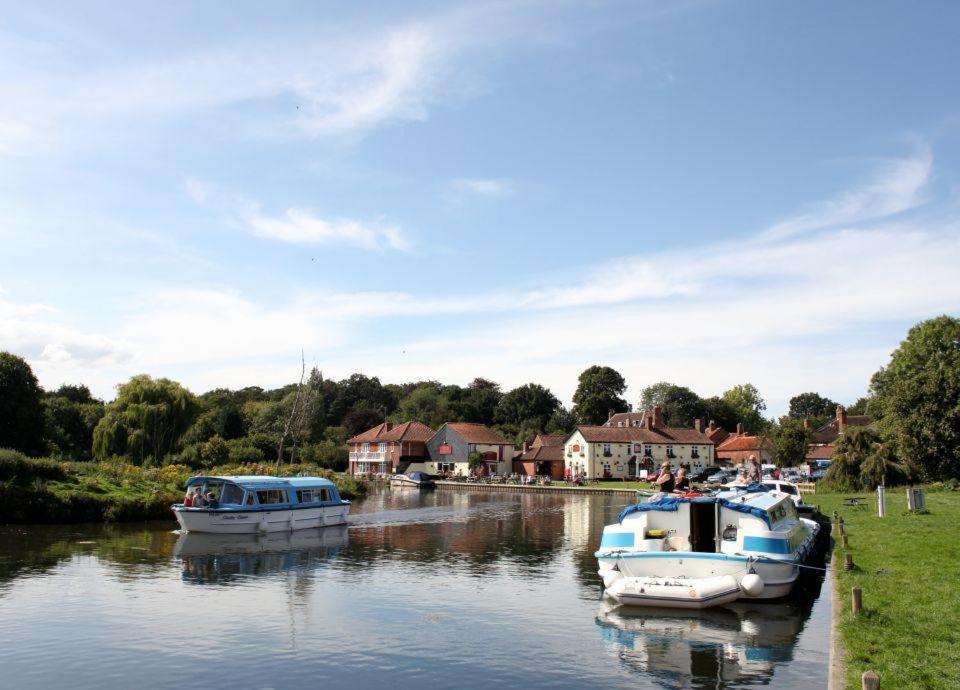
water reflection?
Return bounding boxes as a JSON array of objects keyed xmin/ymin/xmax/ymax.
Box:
[{"xmin": 175, "ymin": 526, "xmax": 349, "ymax": 585}]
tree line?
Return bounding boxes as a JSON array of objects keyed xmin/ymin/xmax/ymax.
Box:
[{"xmin": 1, "ymin": 315, "xmax": 958, "ymax": 482}]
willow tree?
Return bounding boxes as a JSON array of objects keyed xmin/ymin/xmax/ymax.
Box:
[{"xmin": 93, "ymin": 375, "xmax": 199, "ymax": 465}]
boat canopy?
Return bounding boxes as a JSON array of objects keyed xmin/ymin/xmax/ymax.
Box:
[
  {"xmin": 618, "ymin": 488, "xmax": 775, "ymax": 528},
  {"xmin": 185, "ymin": 475, "xmax": 337, "ymax": 491}
]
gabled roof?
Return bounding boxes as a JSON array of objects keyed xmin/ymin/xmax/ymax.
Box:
[
  {"xmin": 707, "ymin": 427, "xmax": 729, "ymax": 444},
  {"xmin": 347, "ymin": 421, "xmax": 435, "ymax": 445},
  {"xmin": 444, "ymin": 422, "xmax": 511, "ymax": 445},
  {"xmin": 519, "ymin": 445, "xmax": 564, "ymax": 462},
  {"xmin": 532, "ymin": 434, "xmax": 565, "ymax": 448},
  {"xmin": 805, "ymin": 444, "xmax": 836, "ymax": 460},
  {"xmin": 717, "ymin": 434, "xmax": 773, "ymax": 452},
  {"xmin": 603, "ymin": 412, "xmax": 648, "ymax": 428},
  {"xmin": 812, "ymin": 416, "xmax": 872, "ymax": 444},
  {"xmin": 572, "ymin": 425, "xmax": 712, "ymax": 445}
]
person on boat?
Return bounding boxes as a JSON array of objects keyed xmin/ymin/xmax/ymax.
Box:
[
  {"xmin": 673, "ymin": 467, "xmax": 690, "ymax": 492},
  {"xmin": 182, "ymin": 489, "xmax": 194, "ymax": 507},
  {"xmin": 205, "ymin": 492, "xmax": 219, "ymax": 509},
  {"xmin": 194, "ymin": 490, "xmax": 207, "ymax": 508},
  {"xmin": 745, "ymin": 456, "xmax": 761, "ymax": 484},
  {"xmin": 653, "ymin": 462, "xmax": 675, "ymax": 492}
]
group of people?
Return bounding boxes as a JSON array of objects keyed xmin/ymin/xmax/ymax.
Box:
[
  {"xmin": 182, "ymin": 487, "xmax": 219, "ymax": 508},
  {"xmin": 649, "ymin": 462, "xmax": 691, "ymax": 493}
]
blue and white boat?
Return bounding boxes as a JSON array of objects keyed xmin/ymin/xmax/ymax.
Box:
[
  {"xmin": 389, "ymin": 471, "xmax": 435, "ymax": 489},
  {"xmin": 172, "ymin": 475, "xmax": 350, "ymax": 534},
  {"xmin": 596, "ymin": 486, "xmax": 819, "ymax": 608}
]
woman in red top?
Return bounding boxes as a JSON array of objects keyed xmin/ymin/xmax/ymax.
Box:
[{"xmin": 182, "ymin": 490, "xmax": 194, "ymax": 507}]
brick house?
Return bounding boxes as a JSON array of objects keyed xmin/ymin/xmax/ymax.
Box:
[
  {"xmin": 347, "ymin": 421, "xmax": 435, "ymax": 476},
  {"xmin": 423, "ymin": 423, "xmax": 515, "ymax": 477},
  {"xmin": 715, "ymin": 423, "xmax": 774, "ymax": 465},
  {"xmin": 804, "ymin": 404, "xmax": 872, "ymax": 464},
  {"xmin": 515, "ymin": 434, "xmax": 566, "ymax": 479},
  {"xmin": 563, "ymin": 405, "xmax": 714, "ymax": 480}
]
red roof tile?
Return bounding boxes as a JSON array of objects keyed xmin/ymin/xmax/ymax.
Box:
[
  {"xmin": 445, "ymin": 422, "xmax": 511, "ymax": 445},
  {"xmin": 520, "ymin": 445, "xmax": 564, "ymax": 462},
  {"xmin": 603, "ymin": 412, "xmax": 648, "ymax": 428},
  {"xmin": 533, "ymin": 434, "xmax": 565, "ymax": 448},
  {"xmin": 717, "ymin": 435, "xmax": 773, "ymax": 452},
  {"xmin": 348, "ymin": 421, "xmax": 435, "ymax": 444},
  {"xmin": 805, "ymin": 444, "xmax": 836, "ymax": 460},
  {"xmin": 574, "ymin": 425, "xmax": 712, "ymax": 445},
  {"xmin": 812, "ymin": 416, "xmax": 872, "ymax": 444}
]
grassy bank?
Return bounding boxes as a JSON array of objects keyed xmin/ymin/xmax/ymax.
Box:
[
  {"xmin": 810, "ymin": 489, "xmax": 960, "ymax": 690},
  {"xmin": 0, "ymin": 450, "xmax": 367, "ymax": 525}
]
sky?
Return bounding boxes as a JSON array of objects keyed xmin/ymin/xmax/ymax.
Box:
[{"xmin": 2, "ymin": 0, "xmax": 960, "ymax": 416}]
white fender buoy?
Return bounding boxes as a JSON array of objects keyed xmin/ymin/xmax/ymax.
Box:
[
  {"xmin": 258, "ymin": 516, "xmax": 268, "ymax": 534},
  {"xmin": 740, "ymin": 573, "xmax": 765, "ymax": 597},
  {"xmin": 602, "ymin": 569, "xmax": 623, "ymax": 590}
]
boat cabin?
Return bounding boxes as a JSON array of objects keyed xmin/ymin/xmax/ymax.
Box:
[
  {"xmin": 180, "ymin": 476, "xmax": 348, "ymax": 510},
  {"xmin": 599, "ymin": 489, "xmax": 806, "ymax": 558}
]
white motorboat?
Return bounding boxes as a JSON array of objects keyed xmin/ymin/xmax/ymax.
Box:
[
  {"xmin": 596, "ymin": 486, "xmax": 819, "ymax": 607},
  {"xmin": 172, "ymin": 475, "xmax": 350, "ymax": 534},
  {"xmin": 389, "ymin": 471, "xmax": 435, "ymax": 488}
]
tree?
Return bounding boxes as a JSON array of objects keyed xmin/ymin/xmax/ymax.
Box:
[
  {"xmin": 395, "ymin": 384, "xmax": 448, "ymax": 428},
  {"xmin": 92, "ymin": 375, "xmax": 200, "ymax": 465},
  {"xmin": 847, "ymin": 396, "xmax": 872, "ymax": 416},
  {"xmin": 546, "ymin": 407, "xmax": 577, "ymax": 435},
  {"xmin": 870, "ymin": 316, "xmax": 960, "ymax": 481},
  {"xmin": 860, "ymin": 441, "xmax": 906, "ymax": 489},
  {"xmin": 0, "ymin": 352, "xmax": 46, "ymax": 455},
  {"xmin": 495, "ymin": 383, "xmax": 560, "ymax": 429},
  {"xmin": 771, "ymin": 417, "xmax": 811, "ymax": 468},
  {"xmin": 700, "ymin": 396, "xmax": 739, "ymax": 432},
  {"xmin": 42, "ymin": 385, "xmax": 105, "ymax": 460},
  {"xmin": 639, "ymin": 382, "xmax": 704, "ymax": 426},
  {"xmin": 822, "ymin": 426, "xmax": 878, "ymax": 492},
  {"xmin": 788, "ymin": 392, "xmax": 837, "ymax": 427},
  {"xmin": 328, "ymin": 373, "xmax": 396, "ymax": 427},
  {"xmin": 200, "ymin": 435, "xmax": 230, "ymax": 467},
  {"xmin": 572, "ymin": 365, "xmax": 629, "ymax": 425},
  {"xmin": 722, "ymin": 383, "xmax": 768, "ymax": 432}
]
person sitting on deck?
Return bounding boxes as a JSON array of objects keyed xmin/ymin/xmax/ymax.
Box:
[
  {"xmin": 205, "ymin": 492, "xmax": 219, "ymax": 509},
  {"xmin": 653, "ymin": 462, "xmax": 675, "ymax": 492},
  {"xmin": 194, "ymin": 490, "xmax": 207, "ymax": 507},
  {"xmin": 182, "ymin": 490, "xmax": 194, "ymax": 507},
  {"xmin": 673, "ymin": 467, "xmax": 690, "ymax": 492}
]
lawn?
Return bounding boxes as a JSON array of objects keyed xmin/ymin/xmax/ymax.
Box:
[{"xmin": 810, "ymin": 489, "xmax": 960, "ymax": 690}]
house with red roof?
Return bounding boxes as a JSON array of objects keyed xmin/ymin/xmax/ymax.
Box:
[
  {"xmin": 515, "ymin": 434, "xmax": 566, "ymax": 479},
  {"xmin": 563, "ymin": 405, "xmax": 714, "ymax": 480},
  {"xmin": 804, "ymin": 404, "xmax": 872, "ymax": 464},
  {"xmin": 347, "ymin": 421, "xmax": 435, "ymax": 476},
  {"xmin": 424, "ymin": 422, "xmax": 516, "ymax": 476},
  {"xmin": 715, "ymin": 423, "xmax": 773, "ymax": 464}
]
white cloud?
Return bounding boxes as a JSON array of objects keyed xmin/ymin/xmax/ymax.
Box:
[
  {"xmin": 450, "ymin": 178, "xmax": 514, "ymax": 197},
  {"xmin": 245, "ymin": 208, "xmax": 410, "ymax": 252}
]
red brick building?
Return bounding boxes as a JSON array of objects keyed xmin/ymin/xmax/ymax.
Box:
[
  {"xmin": 347, "ymin": 421, "xmax": 435, "ymax": 475},
  {"xmin": 515, "ymin": 434, "xmax": 566, "ymax": 479},
  {"xmin": 715, "ymin": 423, "xmax": 773, "ymax": 465}
]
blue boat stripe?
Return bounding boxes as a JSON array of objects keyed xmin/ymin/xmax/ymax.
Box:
[
  {"xmin": 600, "ymin": 532, "xmax": 635, "ymax": 548},
  {"xmin": 595, "ymin": 550, "xmax": 798, "ymax": 564},
  {"xmin": 742, "ymin": 536, "xmax": 792, "ymax": 554}
]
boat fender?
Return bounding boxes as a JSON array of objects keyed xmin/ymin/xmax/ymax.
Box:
[
  {"xmin": 601, "ymin": 568, "xmax": 623, "ymax": 590},
  {"xmin": 740, "ymin": 573, "xmax": 764, "ymax": 597}
]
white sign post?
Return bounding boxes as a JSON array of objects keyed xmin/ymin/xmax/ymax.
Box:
[{"xmin": 877, "ymin": 484, "xmax": 886, "ymax": 518}]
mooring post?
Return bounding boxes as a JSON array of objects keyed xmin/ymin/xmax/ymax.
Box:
[
  {"xmin": 845, "ymin": 553, "xmax": 854, "ymax": 571},
  {"xmin": 842, "ymin": 533, "xmax": 849, "ymax": 548},
  {"xmin": 838, "ymin": 522, "xmax": 846, "ymax": 537},
  {"xmin": 862, "ymin": 670, "xmax": 879, "ymax": 689},
  {"xmin": 852, "ymin": 586, "xmax": 863, "ymax": 615}
]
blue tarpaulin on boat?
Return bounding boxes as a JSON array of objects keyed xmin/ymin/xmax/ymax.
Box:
[{"xmin": 618, "ymin": 491, "xmax": 773, "ymax": 528}]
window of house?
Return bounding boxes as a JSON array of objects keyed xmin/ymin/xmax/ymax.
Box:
[
  {"xmin": 666, "ymin": 445, "xmax": 675, "ymax": 458},
  {"xmin": 643, "ymin": 445, "xmax": 652, "ymax": 457},
  {"xmin": 603, "ymin": 443, "xmax": 612, "ymax": 456},
  {"xmin": 378, "ymin": 442, "xmax": 387, "ymax": 453},
  {"xmin": 691, "ymin": 447, "xmax": 700, "ymax": 459},
  {"xmin": 362, "ymin": 443, "xmax": 369, "ymax": 452},
  {"xmin": 256, "ymin": 489, "xmax": 288, "ymax": 505}
]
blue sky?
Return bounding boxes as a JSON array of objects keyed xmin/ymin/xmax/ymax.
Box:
[{"xmin": 2, "ymin": 0, "xmax": 960, "ymax": 416}]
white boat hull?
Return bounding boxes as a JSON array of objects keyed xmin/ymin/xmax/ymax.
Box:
[
  {"xmin": 604, "ymin": 573, "xmax": 742, "ymax": 609},
  {"xmin": 173, "ymin": 504, "xmax": 349, "ymax": 534}
]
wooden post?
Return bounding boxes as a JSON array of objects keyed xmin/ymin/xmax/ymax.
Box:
[
  {"xmin": 852, "ymin": 586, "xmax": 863, "ymax": 615},
  {"xmin": 862, "ymin": 670, "xmax": 879, "ymax": 689},
  {"xmin": 838, "ymin": 522, "xmax": 846, "ymax": 537},
  {"xmin": 842, "ymin": 533, "xmax": 849, "ymax": 548},
  {"xmin": 845, "ymin": 553, "xmax": 854, "ymax": 571}
]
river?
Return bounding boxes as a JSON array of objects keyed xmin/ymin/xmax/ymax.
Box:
[{"xmin": 0, "ymin": 487, "xmax": 831, "ymax": 688}]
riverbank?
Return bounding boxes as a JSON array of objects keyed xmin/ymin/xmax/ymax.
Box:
[
  {"xmin": 810, "ymin": 489, "xmax": 960, "ymax": 690},
  {"xmin": 434, "ymin": 480, "xmax": 637, "ymax": 495},
  {"xmin": 0, "ymin": 450, "xmax": 366, "ymax": 525}
]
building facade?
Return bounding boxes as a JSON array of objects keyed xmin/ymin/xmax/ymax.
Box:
[
  {"xmin": 715, "ymin": 423, "xmax": 773, "ymax": 465},
  {"xmin": 515, "ymin": 434, "xmax": 566, "ymax": 479},
  {"xmin": 347, "ymin": 421, "xmax": 435, "ymax": 475},
  {"xmin": 563, "ymin": 405, "xmax": 714, "ymax": 479}
]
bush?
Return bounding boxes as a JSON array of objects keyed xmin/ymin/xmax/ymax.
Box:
[
  {"xmin": 200, "ymin": 436, "xmax": 230, "ymax": 467},
  {"xmin": 226, "ymin": 439, "xmax": 265, "ymax": 464},
  {"xmin": 0, "ymin": 448, "xmax": 68, "ymax": 481}
]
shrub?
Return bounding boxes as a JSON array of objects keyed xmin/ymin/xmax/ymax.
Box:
[
  {"xmin": 200, "ymin": 436, "xmax": 230, "ymax": 467},
  {"xmin": 0, "ymin": 448, "xmax": 68, "ymax": 481},
  {"xmin": 226, "ymin": 439, "xmax": 265, "ymax": 464}
]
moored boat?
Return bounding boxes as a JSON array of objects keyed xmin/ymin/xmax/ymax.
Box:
[
  {"xmin": 596, "ymin": 486, "xmax": 818, "ymax": 607},
  {"xmin": 389, "ymin": 471, "xmax": 435, "ymax": 489},
  {"xmin": 172, "ymin": 475, "xmax": 350, "ymax": 534}
]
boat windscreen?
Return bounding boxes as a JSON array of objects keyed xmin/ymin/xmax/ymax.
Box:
[{"xmin": 220, "ymin": 483, "xmax": 245, "ymax": 505}]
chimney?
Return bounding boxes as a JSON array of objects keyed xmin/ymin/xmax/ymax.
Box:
[
  {"xmin": 608, "ymin": 409, "xmax": 615, "ymax": 421},
  {"xmin": 693, "ymin": 418, "xmax": 703, "ymax": 433},
  {"xmin": 522, "ymin": 441, "xmax": 529, "ymax": 453},
  {"xmin": 383, "ymin": 422, "xmax": 393, "ymax": 432},
  {"xmin": 652, "ymin": 404, "xmax": 664, "ymax": 428},
  {"xmin": 837, "ymin": 404, "xmax": 847, "ymax": 431},
  {"xmin": 736, "ymin": 422, "xmax": 744, "ymax": 436},
  {"xmin": 803, "ymin": 418, "xmax": 811, "ymax": 430},
  {"xmin": 645, "ymin": 413, "xmax": 654, "ymax": 431},
  {"xmin": 708, "ymin": 420, "xmax": 717, "ymax": 431}
]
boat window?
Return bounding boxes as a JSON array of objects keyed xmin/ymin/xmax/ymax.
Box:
[
  {"xmin": 220, "ymin": 483, "xmax": 245, "ymax": 505},
  {"xmin": 296, "ymin": 488, "xmax": 331, "ymax": 504},
  {"xmin": 245, "ymin": 492, "xmax": 256, "ymax": 506},
  {"xmin": 256, "ymin": 489, "xmax": 288, "ymax": 505},
  {"xmin": 782, "ymin": 484, "xmax": 798, "ymax": 495}
]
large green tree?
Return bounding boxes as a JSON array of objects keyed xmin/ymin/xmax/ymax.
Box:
[
  {"xmin": 787, "ymin": 392, "xmax": 837, "ymax": 427},
  {"xmin": 495, "ymin": 383, "xmax": 560, "ymax": 429},
  {"xmin": 0, "ymin": 352, "xmax": 45, "ymax": 454},
  {"xmin": 572, "ymin": 365, "xmax": 629, "ymax": 425},
  {"xmin": 42, "ymin": 384, "xmax": 105, "ymax": 460},
  {"xmin": 870, "ymin": 315, "xmax": 960, "ymax": 481},
  {"xmin": 722, "ymin": 383, "xmax": 768, "ymax": 432},
  {"xmin": 395, "ymin": 384, "xmax": 449, "ymax": 429},
  {"xmin": 93, "ymin": 375, "xmax": 200, "ymax": 464},
  {"xmin": 771, "ymin": 416, "xmax": 812, "ymax": 468},
  {"xmin": 639, "ymin": 382, "xmax": 704, "ymax": 426}
]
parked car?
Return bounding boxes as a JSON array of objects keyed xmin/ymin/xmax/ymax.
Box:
[
  {"xmin": 810, "ymin": 468, "xmax": 829, "ymax": 481},
  {"xmin": 691, "ymin": 466, "xmax": 724, "ymax": 482},
  {"xmin": 707, "ymin": 469, "xmax": 740, "ymax": 485}
]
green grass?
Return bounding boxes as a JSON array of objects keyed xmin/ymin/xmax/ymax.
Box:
[{"xmin": 811, "ymin": 489, "xmax": 960, "ymax": 690}]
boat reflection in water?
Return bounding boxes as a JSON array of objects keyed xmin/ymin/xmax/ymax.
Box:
[
  {"xmin": 596, "ymin": 594, "xmax": 816, "ymax": 687},
  {"xmin": 174, "ymin": 526, "xmax": 349, "ymax": 584}
]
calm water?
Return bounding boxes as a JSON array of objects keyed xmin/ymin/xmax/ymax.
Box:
[{"xmin": 0, "ymin": 488, "xmax": 830, "ymax": 689}]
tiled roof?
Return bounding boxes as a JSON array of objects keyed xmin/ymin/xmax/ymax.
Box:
[
  {"xmin": 603, "ymin": 412, "xmax": 648, "ymax": 427},
  {"xmin": 805, "ymin": 444, "xmax": 836, "ymax": 460},
  {"xmin": 812, "ymin": 416, "xmax": 872, "ymax": 444},
  {"xmin": 347, "ymin": 421, "xmax": 435, "ymax": 444},
  {"xmin": 533, "ymin": 434, "xmax": 565, "ymax": 448},
  {"xmin": 707, "ymin": 427, "xmax": 729, "ymax": 444},
  {"xmin": 574, "ymin": 425, "xmax": 712, "ymax": 445},
  {"xmin": 717, "ymin": 435, "xmax": 773, "ymax": 452},
  {"xmin": 520, "ymin": 445, "xmax": 564, "ymax": 462},
  {"xmin": 445, "ymin": 422, "xmax": 511, "ymax": 445}
]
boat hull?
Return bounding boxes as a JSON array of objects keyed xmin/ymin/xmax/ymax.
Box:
[
  {"xmin": 173, "ymin": 504, "xmax": 349, "ymax": 534},
  {"xmin": 604, "ymin": 573, "xmax": 742, "ymax": 609}
]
